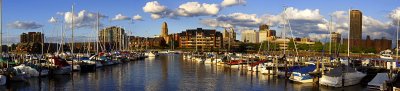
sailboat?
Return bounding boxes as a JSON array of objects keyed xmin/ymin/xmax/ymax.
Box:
[
  {"xmin": 48, "ymin": 55, "xmax": 72, "ymax": 75},
  {"xmin": 319, "ymin": 65, "xmax": 366, "ymax": 87},
  {"xmin": 0, "ymin": 0, "xmax": 7, "ymax": 85},
  {"xmin": 79, "ymin": 54, "xmax": 96, "ymax": 71},
  {"xmin": 290, "ymin": 15, "xmax": 336, "ymax": 83},
  {"xmin": 319, "ymin": 9, "xmax": 366, "ymax": 87},
  {"xmin": 289, "ymin": 64, "xmax": 317, "ymax": 83}
]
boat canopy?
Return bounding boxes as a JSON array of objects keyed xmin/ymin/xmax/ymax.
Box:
[
  {"xmin": 368, "ymin": 73, "xmax": 393, "ymax": 87},
  {"xmin": 80, "ymin": 57, "xmax": 90, "ymax": 61},
  {"xmin": 292, "ymin": 65, "xmax": 316, "ymax": 74}
]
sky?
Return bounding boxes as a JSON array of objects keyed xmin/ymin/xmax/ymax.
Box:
[{"xmin": 3, "ymin": 0, "xmax": 400, "ymax": 45}]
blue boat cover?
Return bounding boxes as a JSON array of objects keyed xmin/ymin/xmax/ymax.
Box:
[
  {"xmin": 293, "ymin": 65, "xmax": 316, "ymax": 74},
  {"xmin": 80, "ymin": 57, "xmax": 90, "ymax": 61}
]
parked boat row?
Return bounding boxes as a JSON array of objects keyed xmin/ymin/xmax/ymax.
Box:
[
  {"xmin": 182, "ymin": 52, "xmax": 400, "ymax": 90},
  {"xmin": 0, "ymin": 51, "xmax": 149, "ymax": 85}
]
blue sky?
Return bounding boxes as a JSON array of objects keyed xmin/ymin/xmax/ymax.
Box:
[{"xmin": 3, "ymin": 0, "xmax": 400, "ymax": 44}]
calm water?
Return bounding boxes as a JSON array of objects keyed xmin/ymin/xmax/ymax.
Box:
[{"xmin": 0, "ymin": 54, "xmax": 367, "ymax": 91}]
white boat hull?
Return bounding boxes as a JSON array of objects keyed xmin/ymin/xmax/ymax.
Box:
[
  {"xmin": 261, "ymin": 69, "xmax": 275, "ymax": 75},
  {"xmin": 319, "ymin": 72, "xmax": 366, "ymax": 87}
]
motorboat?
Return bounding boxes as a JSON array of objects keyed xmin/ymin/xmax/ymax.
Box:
[{"xmin": 380, "ymin": 49, "xmax": 393, "ymax": 60}]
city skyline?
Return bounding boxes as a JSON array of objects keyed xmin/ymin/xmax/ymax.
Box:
[{"xmin": 2, "ymin": 0, "xmax": 400, "ymax": 44}]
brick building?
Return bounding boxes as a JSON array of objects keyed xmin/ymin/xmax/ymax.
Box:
[
  {"xmin": 129, "ymin": 36, "xmax": 166, "ymax": 49},
  {"xmin": 343, "ymin": 35, "xmax": 391, "ymax": 53},
  {"xmin": 178, "ymin": 28, "xmax": 223, "ymax": 50}
]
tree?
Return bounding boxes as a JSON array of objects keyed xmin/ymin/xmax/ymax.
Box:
[
  {"xmin": 311, "ymin": 41, "xmax": 323, "ymax": 52},
  {"xmin": 364, "ymin": 47, "xmax": 376, "ymax": 53},
  {"xmin": 288, "ymin": 39, "xmax": 295, "ymax": 50},
  {"xmin": 260, "ymin": 41, "xmax": 279, "ymax": 51},
  {"xmin": 297, "ymin": 44, "xmax": 310, "ymax": 51},
  {"xmin": 167, "ymin": 40, "xmax": 179, "ymax": 49}
]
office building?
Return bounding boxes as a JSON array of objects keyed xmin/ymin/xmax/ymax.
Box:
[{"xmin": 241, "ymin": 30, "xmax": 259, "ymax": 43}]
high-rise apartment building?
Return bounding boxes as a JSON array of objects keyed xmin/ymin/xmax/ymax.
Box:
[
  {"xmin": 20, "ymin": 32, "xmax": 44, "ymax": 43},
  {"xmin": 178, "ymin": 28, "xmax": 223, "ymax": 50}
]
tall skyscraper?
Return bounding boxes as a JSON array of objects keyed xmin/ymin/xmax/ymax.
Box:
[
  {"xmin": 350, "ymin": 10, "xmax": 362, "ymax": 40},
  {"xmin": 161, "ymin": 22, "xmax": 170, "ymax": 44}
]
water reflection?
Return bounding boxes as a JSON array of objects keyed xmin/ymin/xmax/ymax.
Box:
[{"xmin": 0, "ymin": 54, "xmax": 367, "ymax": 91}]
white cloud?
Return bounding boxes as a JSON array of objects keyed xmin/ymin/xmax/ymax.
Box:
[
  {"xmin": 201, "ymin": 7, "xmax": 325, "ymax": 33},
  {"xmin": 266, "ymin": 7, "xmax": 324, "ymax": 25},
  {"xmin": 175, "ymin": 2, "xmax": 220, "ymax": 17},
  {"xmin": 143, "ymin": 1, "xmax": 167, "ymax": 13},
  {"xmin": 150, "ymin": 14, "xmax": 162, "ymax": 19},
  {"xmin": 48, "ymin": 17, "xmax": 57, "ymax": 23},
  {"xmin": 309, "ymin": 10, "xmax": 395, "ymax": 41},
  {"xmin": 56, "ymin": 12, "xmax": 64, "ymax": 15},
  {"xmin": 111, "ymin": 13, "xmax": 131, "ymax": 21},
  {"xmin": 362, "ymin": 16, "xmax": 392, "ymax": 39},
  {"xmin": 8, "ymin": 21, "xmax": 43, "ymax": 30},
  {"xmin": 62, "ymin": 10, "xmax": 107, "ymax": 28},
  {"xmin": 142, "ymin": 1, "xmax": 221, "ymax": 19},
  {"xmin": 309, "ymin": 33, "xmax": 329, "ymax": 41},
  {"xmin": 265, "ymin": 7, "xmax": 331, "ymax": 39},
  {"xmin": 201, "ymin": 13, "xmax": 265, "ymax": 28},
  {"xmin": 143, "ymin": 1, "xmax": 169, "ymax": 19},
  {"xmin": 390, "ymin": 7, "xmax": 400, "ymax": 25},
  {"xmin": 132, "ymin": 14, "xmax": 143, "ymax": 21},
  {"xmin": 390, "ymin": 7, "xmax": 400, "ymax": 21},
  {"xmin": 221, "ymin": 0, "xmax": 246, "ymax": 7},
  {"xmin": 200, "ymin": 7, "xmax": 399, "ymax": 41},
  {"xmin": 200, "ymin": 18, "xmax": 233, "ymax": 28},
  {"xmin": 284, "ymin": 7, "xmax": 324, "ymax": 20}
]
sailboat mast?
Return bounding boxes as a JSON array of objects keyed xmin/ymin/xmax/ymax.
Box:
[
  {"xmin": 258, "ymin": 38, "xmax": 263, "ymax": 54},
  {"xmin": 329, "ymin": 15, "xmax": 332, "ymax": 55},
  {"xmin": 195, "ymin": 31, "xmax": 198, "ymax": 52},
  {"xmin": 0, "ymin": 0, "xmax": 2, "ymax": 53},
  {"xmin": 61, "ymin": 23, "xmax": 65, "ymax": 53},
  {"xmin": 96, "ymin": 12, "xmax": 99, "ymax": 53},
  {"xmin": 228, "ymin": 28, "xmax": 231, "ymax": 52},
  {"xmin": 119, "ymin": 27, "xmax": 121, "ymax": 51},
  {"xmin": 71, "ymin": 4, "xmax": 75, "ymax": 67},
  {"xmin": 347, "ymin": 9, "xmax": 350, "ymax": 57},
  {"xmin": 41, "ymin": 28, "xmax": 44, "ymax": 56},
  {"xmin": 123, "ymin": 27, "xmax": 125, "ymax": 51},
  {"xmin": 286, "ymin": 11, "xmax": 298, "ymax": 56},
  {"xmin": 396, "ymin": 16, "xmax": 399, "ymax": 66},
  {"xmin": 283, "ymin": 7, "xmax": 287, "ymax": 55}
]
